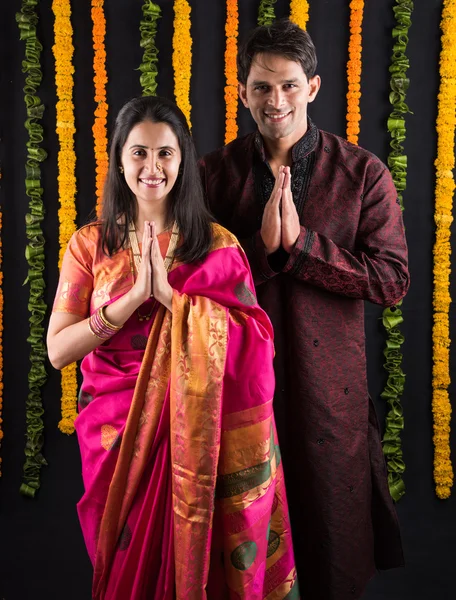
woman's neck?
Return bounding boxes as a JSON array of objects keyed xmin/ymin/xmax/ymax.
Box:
[{"xmin": 134, "ymin": 205, "xmax": 170, "ymax": 235}]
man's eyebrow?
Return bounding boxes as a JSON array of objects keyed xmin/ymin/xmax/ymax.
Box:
[{"xmin": 250, "ymin": 78, "xmax": 299, "ymax": 86}]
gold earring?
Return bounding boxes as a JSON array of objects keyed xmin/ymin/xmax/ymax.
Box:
[{"xmin": 119, "ymin": 166, "xmax": 124, "ymax": 174}]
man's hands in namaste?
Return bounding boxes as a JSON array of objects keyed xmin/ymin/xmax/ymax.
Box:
[{"xmin": 260, "ymin": 166, "xmax": 300, "ymax": 256}]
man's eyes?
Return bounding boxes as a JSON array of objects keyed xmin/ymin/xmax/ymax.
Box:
[{"xmin": 253, "ymin": 84, "xmax": 297, "ymax": 91}]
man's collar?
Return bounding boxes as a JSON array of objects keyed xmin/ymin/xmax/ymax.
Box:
[{"xmin": 254, "ymin": 118, "xmax": 319, "ymax": 163}]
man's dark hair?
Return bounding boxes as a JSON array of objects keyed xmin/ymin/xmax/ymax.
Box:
[
  {"xmin": 237, "ymin": 18, "xmax": 318, "ymax": 84},
  {"xmin": 101, "ymin": 95, "xmax": 213, "ymax": 264}
]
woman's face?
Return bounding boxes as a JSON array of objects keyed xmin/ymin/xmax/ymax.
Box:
[{"xmin": 120, "ymin": 120, "xmax": 182, "ymax": 212}]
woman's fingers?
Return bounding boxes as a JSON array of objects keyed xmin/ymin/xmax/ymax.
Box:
[
  {"xmin": 150, "ymin": 221, "xmax": 159, "ymax": 264},
  {"xmin": 141, "ymin": 221, "xmax": 152, "ymax": 261}
]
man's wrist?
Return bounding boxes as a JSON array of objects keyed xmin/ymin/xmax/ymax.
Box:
[{"xmin": 267, "ymin": 246, "xmax": 289, "ymax": 272}]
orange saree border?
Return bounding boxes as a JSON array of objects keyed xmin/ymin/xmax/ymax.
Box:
[{"xmin": 171, "ymin": 292, "xmax": 228, "ymax": 599}]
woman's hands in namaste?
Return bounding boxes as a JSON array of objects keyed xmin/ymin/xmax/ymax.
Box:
[
  {"xmin": 150, "ymin": 221, "xmax": 173, "ymax": 311},
  {"xmin": 131, "ymin": 221, "xmax": 173, "ymax": 312}
]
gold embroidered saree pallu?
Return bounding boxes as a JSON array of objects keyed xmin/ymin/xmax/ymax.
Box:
[{"xmin": 80, "ymin": 225, "xmax": 299, "ymax": 599}]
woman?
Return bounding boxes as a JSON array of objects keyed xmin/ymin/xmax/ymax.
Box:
[{"xmin": 47, "ymin": 96, "xmax": 298, "ymax": 600}]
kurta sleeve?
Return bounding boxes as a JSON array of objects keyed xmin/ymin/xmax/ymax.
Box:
[
  {"xmin": 282, "ymin": 165, "xmax": 410, "ymax": 306},
  {"xmin": 52, "ymin": 230, "xmax": 94, "ymax": 317},
  {"xmin": 239, "ymin": 231, "xmax": 286, "ymax": 287}
]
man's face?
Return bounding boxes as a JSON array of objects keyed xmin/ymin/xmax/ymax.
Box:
[{"xmin": 239, "ymin": 53, "xmax": 320, "ymax": 145}]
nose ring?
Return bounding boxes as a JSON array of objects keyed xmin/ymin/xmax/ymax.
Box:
[{"xmin": 156, "ymin": 162, "xmax": 163, "ymax": 173}]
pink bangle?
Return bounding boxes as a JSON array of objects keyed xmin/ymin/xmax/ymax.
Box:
[{"xmin": 88, "ymin": 306, "xmax": 122, "ymax": 340}]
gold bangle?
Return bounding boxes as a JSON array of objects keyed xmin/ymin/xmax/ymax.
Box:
[
  {"xmin": 99, "ymin": 305, "xmax": 122, "ymax": 331},
  {"xmin": 88, "ymin": 316, "xmax": 105, "ymax": 340}
]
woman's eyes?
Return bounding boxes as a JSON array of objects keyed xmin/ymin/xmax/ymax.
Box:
[{"xmin": 132, "ymin": 149, "xmax": 172, "ymax": 157}]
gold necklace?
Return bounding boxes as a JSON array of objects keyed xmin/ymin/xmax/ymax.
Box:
[{"xmin": 128, "ymin": 221, "xmax": 180, "ymax": 321}]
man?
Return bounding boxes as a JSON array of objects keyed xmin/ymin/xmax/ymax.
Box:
[{"xmin": 199, "ymin": 18, "xmax": 408, "ymax": 600}]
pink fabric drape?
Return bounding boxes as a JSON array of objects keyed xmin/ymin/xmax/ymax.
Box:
[{"xmin": 55, "ymin": 224, "xmax": 299, "ymax": 599}]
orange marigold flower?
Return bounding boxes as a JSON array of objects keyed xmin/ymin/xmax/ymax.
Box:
[
  {"xmin": 52, "ymin": 0, "xmax": 79, "ymax": 433},
  {"xmin": 224, "ymin": 0, "xmax": 239, "ymax": 144},
  {"xmin": 345, "ymin": 0, "xmax": 364, "ymax": 144}
]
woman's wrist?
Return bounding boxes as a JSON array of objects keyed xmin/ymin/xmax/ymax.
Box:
[
  {"xmin": 102, "ymin": 289, "xmax": 145, "ymax": 328},
  {"xmin": 125, "ymin": 286, "xmax": 149, "ymax": 312},
  {"xmin": 161, "ymin": 284, "xmax": 174, "ymax": 313}
]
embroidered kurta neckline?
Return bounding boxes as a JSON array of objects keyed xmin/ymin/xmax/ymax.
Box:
[{"xmin": 253, "ymin": 117, "xmax": 319, "ymax": 163}]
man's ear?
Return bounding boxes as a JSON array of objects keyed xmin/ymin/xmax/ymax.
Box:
[
  {"xmin": 308, "ymin": 75, "xmax": 321, "ymax": 103},
  {"xmin": 238, "ymin": 83, "xmax": 249, "ymax": 108}
]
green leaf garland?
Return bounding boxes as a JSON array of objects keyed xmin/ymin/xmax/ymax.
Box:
[
  {"xmin": 139, "ymin": 1, "xmax": 162, "ymax": 96},
  {"xmin": 380, "ymin": 0, "xmax": 413, "ymax": 502},
  {"xmin": 258, "ymin": 0, "xmax": 276, "ymax": 26},
  {"xmin": 387, "ymin": 0, "xmax": 414, "ymax": 211},
  {"xmin": 16, "ymin": 0, "xmax": 48, "ymax": 498}
]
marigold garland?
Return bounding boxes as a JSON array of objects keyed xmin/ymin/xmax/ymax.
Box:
[
  {"xmin": 52, "ymin": 0, "xmax": 79, "ymax": 436},
  {"xmin": 172, "ymin": 0, "xmax": 192, "ymax": 128},
  {"xmin": 432, "ymin": 0, "xmax": 456, "ymax": 500},
  {"xmin": 380, "ymin": 0, "xmax": 414, "ymax": 503},
  {"xmin": 290, "ymin": 0, "xmax": 309, "ymax": 30},
  {"xmin": 258, "ymin": 0, "xmax": 276, "ymax": 26},
  {"xmin": 91, "ymin": 0, "xmax": 109, "ymax": 215},
  {"xmin": 139, "ymin": 1, "xmax": 162, "ymax": 96},
  {"xmin": 16, "ymin": 0, "xmax": 48, "ymax": 497},
  {"xmin": 346, "ymin": 0, "xmax": 364, "ymax": 144},
  {"xmin": 0, "ymin": 208, "xmax": 3, "ymax": 477},
  {"xmin": 224, "ymin": 0, "xmax": 239, "ymax": 144}
]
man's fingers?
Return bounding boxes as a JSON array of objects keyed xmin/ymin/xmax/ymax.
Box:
[
  {"xmin": 270, "ymin": 171, "xmax": 285, "ymax": 207},
  {"xmin": 282, "ymin": 167, "xmax": 295, "ymax": 212},
  {"xmin": 267, "ymin": 166, "xmax": 285, "ymax": 203},
  {"xmin": 272, "ymin": 185, "xmax": 283, "ymax": 208},
  {"xmin": 276, "ymin": 168, "xmax": 286, "ymax": 191},
  {"xmin": 281, "ymin": 168, "xmax": 291, "ymax": 204},
  {"xmin": 283, "ymin": 166, "xmax": 291, "ymax": 191}
]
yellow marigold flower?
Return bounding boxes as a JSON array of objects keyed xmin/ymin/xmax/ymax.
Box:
[
  {"xmin": 172, "ymin": 0, "xmax": 192, "ymax": 128},
  {"xmin": 432, "ymin": 0, "xmax": 456, "ymax": 499},
  {"xmin": 290, "ymin": 0, "xmax": 309, "ymax": 31}
]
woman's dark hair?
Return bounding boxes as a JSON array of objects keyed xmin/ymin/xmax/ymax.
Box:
[
  {"xmin": 101, "ymin": 95, "xmax": 213, "ymax": 264},
  {"xmin": 237, "ymin": 18, "xmax": 318, "ymax": 84}
]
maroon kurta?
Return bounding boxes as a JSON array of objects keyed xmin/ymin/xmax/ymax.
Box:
[{"xmin": 199, "ymin": 121, "xmax": 408, "ymax": 600}]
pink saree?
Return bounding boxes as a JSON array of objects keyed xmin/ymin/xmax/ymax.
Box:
[{"xmin": 53, "ymin": 223, "xmax": 299, "ymax": 600}]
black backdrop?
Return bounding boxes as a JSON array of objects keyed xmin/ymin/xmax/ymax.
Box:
[{"xmin": 0, "ymin": 0, "xmax": 455, "ymax": 598}]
